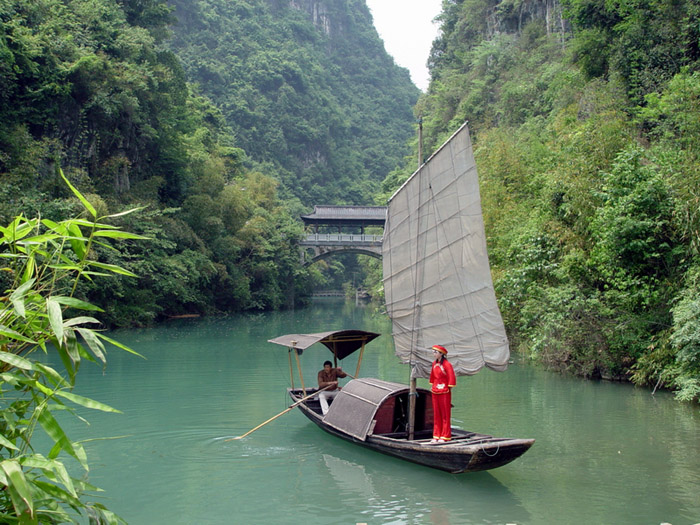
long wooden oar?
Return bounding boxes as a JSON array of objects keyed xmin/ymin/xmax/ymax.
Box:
[{"xmin": 226, "ymin": 385, "xmax": 333, "ymax": 441}]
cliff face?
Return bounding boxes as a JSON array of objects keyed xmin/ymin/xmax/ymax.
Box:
[
  {"xmin": 289, "ymin": 0, "xmax": 331, "ymax": 35},
  {"xmin": 487, "ymin": 0, "xmax": 570, "ymax": 36},
  {"xmin": 488, "ymin": 0, "xmax": 569, "ymax": 36}
]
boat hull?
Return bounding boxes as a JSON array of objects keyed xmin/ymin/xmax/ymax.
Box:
[{"xmin": 289, "ymin": 388, "xmax": 534, "ymax": 474}]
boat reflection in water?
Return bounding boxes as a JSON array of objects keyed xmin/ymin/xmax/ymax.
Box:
[{"xmin": 312, "ymin": 432, "xmax": 530, "ymax": 525}]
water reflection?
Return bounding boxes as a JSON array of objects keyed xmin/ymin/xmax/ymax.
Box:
[
  {"xmin": 291, "ymin": 427, "xmax": 530, "ymax": 525},
  {"xmin": 37, "ymin": 300, "xmax": 700, "ymax": 525}
]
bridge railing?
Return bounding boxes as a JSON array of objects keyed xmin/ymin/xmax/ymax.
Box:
[{"xmin": 301, "ymin": 233, "xmax": 383, "ymax": 243}]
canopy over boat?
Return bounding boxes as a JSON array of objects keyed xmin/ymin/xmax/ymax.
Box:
[
  {"xmin": 268, "ymin": 329, "xmax": 380, "ymax": 359},
  {"xmin": 323, "ymin": 378, "xmax": 431, "ymax": 441},
  {"xmin": 382, "ymin": 122, "xmax": 510, "ymax": 378}
]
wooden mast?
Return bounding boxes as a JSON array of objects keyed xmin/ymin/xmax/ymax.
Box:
[
  {"xmin": 292, "ymin": 341, "xmax": 306, "ymax": 396},
  {"xmin": 354, "ymin": 340, "xmax": 365, "ymax": 378},
  {"xmin": 407, "ymin": 117, "xmax": 424, "ymax": 441},
  {"xmin": 288, "ymin": 346, "xmax": 295, "ymax": 389}
]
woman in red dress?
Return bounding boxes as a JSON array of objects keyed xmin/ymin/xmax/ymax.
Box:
[{"xmin": 429, "ymin": 345, "xmax": 456, "ymax": 443}]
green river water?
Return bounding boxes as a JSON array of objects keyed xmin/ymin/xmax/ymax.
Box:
[{"xmin": 50, "ymin": 298, "xmax": 699, "ymax": 524}]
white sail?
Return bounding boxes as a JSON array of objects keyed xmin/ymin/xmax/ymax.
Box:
[{"xmin": 382, "ymin": 122, "xmax": 509, "ymax": 378}]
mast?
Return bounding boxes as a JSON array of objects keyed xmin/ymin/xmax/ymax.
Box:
[
  {"xmin": 417, "ymin": 116, "xmax": 423, "ymax": 168},
  {"xmin": 407, "ymin": 117, "xmax": 424, "ymax": 440}
]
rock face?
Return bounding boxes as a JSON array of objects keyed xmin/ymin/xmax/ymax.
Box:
[
  {"xmin": 486, "ymin": 0, "xmax": 570, "ymax": 37},
  {"xmin": 289, "ymin": 0, "xmax": 331, "ymax": 35}
]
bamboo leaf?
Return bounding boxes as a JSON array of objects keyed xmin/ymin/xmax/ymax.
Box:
[
  {"xmin": 21, "ymin": 234, "xmax": 61, "ymax": 244},
  {"xmin": 54, "ymin": 344, "xmax": 77, "ymax": 385},
  {"xmin": 86, "ymin": 504, "xmax": 125, "ymax": 525},
  {"xmin": 1, "ymin": 459, "xmax": 34, "ymax": 519},
  {"xmin": 9, "ymin": 278, "xmax": 36, "ymax": 318},
  {"xmin": 46, "ymin": 298, "xmax": 64, "ymax": 345},
  {"xmin": 47, "ymin": 440, "xmax": 61, "ymax": 461},
  {"xmin": 0, "ymin": 325, "xmax": 37, "ymax": 344},
  {"xmin": 21, "ymin": 254, "xmax": 36, "ymax": 284},
  {"xmin": 67, "ymin": 223, "xmax": 86, "ymax": 259},
  {"xmin": 0, "ymin": 434, "xmax": 19, "ymax": 451},
  {"xmin": 51, "ymin": 296, "xmax": 104, "ymax": 312},
  {"xmin": 32, "ymin": 480, "xmax": 82, "ymax": 509},
  {"xmin": 96, "ymin": 333, "xmax": 144, "ymax": 358},
  {"xmin": 33, "ymin": 380, "xmax": 55, "ymax": 398},
  {"xmin": 59, "ymin": 169, "xmax": 96, "ymax": 218},
  {"xmin": 6, "ymin": 219, "xmax": 34, "ymax": 243},
  {"xmin": 47, "ymin": 263, "xmax": 82, "ymax": 272},
  {"xmin": 36, "ymin": 406, "xmax": 86, "ymax": 470},
  {"xmin": 0, "ymin": 371, "xmax": 27, "ymax": 387},
  {"xmin": 73, "ymin": 441, "xmax": 88, "ymax": 469},
  {"xmin": 21, "ymin": 455, "xmax": 76, "ymax": 497},
  {"xmin": 92, "ymin": 239, "xmax": 121, "ymax": 252},
  {"xmin": 64, "ymin": 329, "xmax": 81, "ymax": 370},
  {"xmin": 86, "ymin": 261, "xmax": 138, "ymax": 277},
  {"xmin": 76, "ymin": 328, "xmax": 106, "ymax": 364},
  {"xmin": 75, "ymin": 339, "xmax": 98, "ymax": 366},
  {"xmin": 54, "ymin": 391, "xmax": 121, "ymax": 413},
  {"xmin": 11, "ymin": 297, "xmax": 26, "ymax": 319},
  {"xmin": 92, "ymin": 230, "xmax": 148, "ymax": 240},
  {"xmin": 81, "ymin": 271, "xmax": 111, "ymax": 277},
  {"xmin": 40, "ymin": 218, "xmax": 60, "ymax": 231},
  {"xmin": 0, "ymin": 351, "xmax": 35, "ymax": 371},
  {"xmin": 10, "ymin": 278, "xmax": 36, "ymax": 299},
  {"xmin": 33, "ymin": 363, "xmax": 67, "ymax": 388},
  {"xmin": 63, "ymin": 316, "xmax": 100, "ymax": 327},
  {"xmin": 70, "ymin": 219, "xmax": 118, "ymax": 229},
  {"xmin": 103, "ymin": 206, "xmax": 146, "ymax": 219}
]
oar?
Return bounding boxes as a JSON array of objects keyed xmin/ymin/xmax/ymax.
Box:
[{"xmin": 226, "ymin": 385, "xmax": 333, "ymax": 441}]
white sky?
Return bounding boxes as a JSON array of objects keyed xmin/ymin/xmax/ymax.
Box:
[{"xmin": 365, "ymin": 0, "xmax": 443, "ymax": 91}]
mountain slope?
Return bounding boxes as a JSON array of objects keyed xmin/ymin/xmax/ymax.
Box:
[{"xmin": 168, "ymin": 0, "xmax": 420, "ymax": 205}]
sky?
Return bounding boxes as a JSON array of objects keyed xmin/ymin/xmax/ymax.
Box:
[{"xmin": 365, "ymin": 0, "xmax": 443, "ymax": 91}]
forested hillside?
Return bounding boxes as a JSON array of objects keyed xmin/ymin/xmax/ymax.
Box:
[
  {"xmin": 377, "ymin": 0, "xmax": 700, "ymax": 401},
  {"xmin": 0, "ymin": 0, "xmax": 417, "ymax": 325},
  {"xmin": 168, "ymin": 0, "xmax": 419, "ymax": 204},
  {"xmin": 3, "ymin": 0, "xmax": 697, "ymax": 401}
]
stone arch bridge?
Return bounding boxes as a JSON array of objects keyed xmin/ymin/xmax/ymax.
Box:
[{"xmin": 299, "ymin": 205, "xmax": 386, "ymax": 266}]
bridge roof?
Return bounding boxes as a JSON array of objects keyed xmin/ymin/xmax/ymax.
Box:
[{"xmin": 301, "ymin": 205, "xmax": 386, "ymax": 226}]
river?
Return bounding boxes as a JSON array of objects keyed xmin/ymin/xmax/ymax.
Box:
[{"xmin": 51, "ymin": 298, "xmax": 700, "ymax": 524}]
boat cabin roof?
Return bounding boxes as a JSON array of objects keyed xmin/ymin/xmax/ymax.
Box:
[
  {"xmin": 268, "ymin": 329, "xmax": 380, "ymax": 360},
  {"xmin": 323, "ymin": 377, "xmax": 431, "ymax": 441}
]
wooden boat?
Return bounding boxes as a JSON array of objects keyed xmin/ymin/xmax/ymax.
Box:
[
  {"xmin": 299, "ymin": 381, "xmax": 532, "ymax": 473},
  {"xmin": 268, "ymin": 331, "xmax": 532, "ymax": 473},
  {"xmin": 268, "ymin": 122, "xmax": 534, "ymax": 473}
]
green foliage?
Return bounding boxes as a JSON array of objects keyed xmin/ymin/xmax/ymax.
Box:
[
  {"xmin": 0, "ymin": 174, "xmax": 143, "ymax": 522},
  {"xmin": 670, "ymin": 278, "xmax": 700, "ymax": 382},
  {"xmin": 404, "ymin": 0, "xmax": 700, "ymax": 399},
  {"xmin": 638, "ymin": 68, "xmax": 700, "ymax": 152},
  {"xmin": 0, "ymin": 0, "xmax": 327, "ymax": 324},
  {"xmin": 167, "ymin": 0, "xmax": 419, "ymax": 204},
  {"xmin": 562, "ymin": 0, "xmax": 700, "ymax": 103}
]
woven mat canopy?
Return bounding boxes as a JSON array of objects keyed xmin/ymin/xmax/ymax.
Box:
[{"xmin": 268, "ymin": 330, "xmax": 380, "ymax": 360}]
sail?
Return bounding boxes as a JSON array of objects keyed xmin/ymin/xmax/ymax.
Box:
[{"xmin": 382, "ymin": 122, "xmax": 509, "ymax": 378}]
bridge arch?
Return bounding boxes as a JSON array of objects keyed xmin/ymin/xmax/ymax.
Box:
[
  {"xmin": 301, "ymin": 242, "xmax": 383, "ymax": 267},
  {"xmin": 299, "ymin": 205, "xmax": 386, "ymax": 266}
]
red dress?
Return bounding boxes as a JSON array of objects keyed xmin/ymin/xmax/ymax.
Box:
[{"xmin": 429, "ymin": 358, "xmax": 456, "ymax": 441}]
